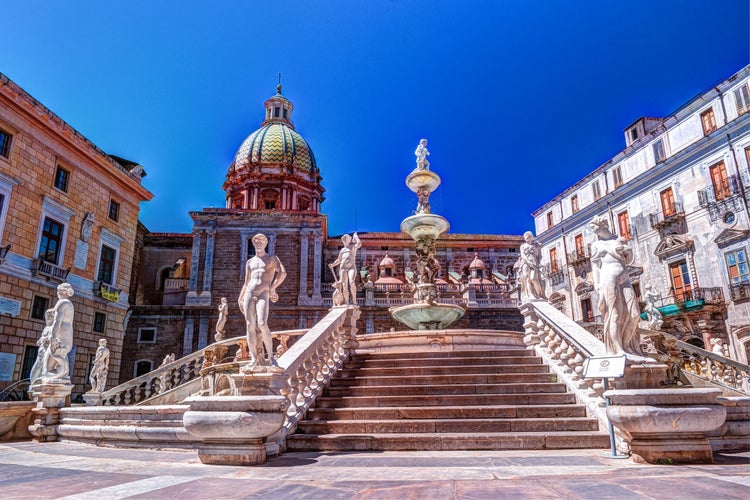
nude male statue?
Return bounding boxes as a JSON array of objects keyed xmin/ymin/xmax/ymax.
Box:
[
  {"xmin": 88, "ymin": 339, "xmax": 110, "ymax": 393},
  {"xmin": 238, "ymin": 233, "xmax": 287, "ymax": 366},
  {"xmin": 329, "ymin": 232, "xmax": 361, "ymax": 305},
  {"xmin": 415, "ymin": 139, "xmax": 430, "ymax": 171}
]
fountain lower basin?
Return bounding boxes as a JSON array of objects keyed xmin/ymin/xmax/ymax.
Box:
[{"xmin": 390, "ymin": 302, "xmax": 465, "ymax": 330}]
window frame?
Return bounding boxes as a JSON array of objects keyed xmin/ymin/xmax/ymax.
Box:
[
  {"xmin": 660, "ymin": 187, "xmax": 676, "ymax": 217},
  {"xmin": 93, "ymin": 312, "xmax": 107, "ymax": 333},
  {"xmin": 617, "ymin": 211, "xmax": 631, "ymax": 240},
  {"xmin": 549, "ymin": 247, "xmax": 558, "ymax": 273},
  {"xmin": 0, "ymin": 126, "xmax": 12, "ymax": 159},
  {"xmin": 108, "ymin": 199, "xmax": 120, "ymax": 222},
  {"xmin": 134, "ymin": 359, "xmax": 154, "ymax": 378},
  {"xmin": 700, "ymin": 108, "xmax": 717, "ymax": 135},
  {"xmin": 30, "ymin": 295, "xmax": 50, "ymax": 320},
  {"xmin": 137, "ymin": 327, "xmax": 157, "ymax": 344},
  {"xmin": 546, "ymin": 211, "xmax": 554, "ymax": 229},
  {"xmin": 96, "ymin": 244, "xmax": 118, "ymax": 285},
  {"xmin": 570, "ymin": 195, "xmax": 579, "ymax": 214},
  {"xmin": 0, "ymin": 172, "xmax": 18, "ymax": 243},
  {"xmin": 38, "ymin": 216, "xmax": 65, "ymax": 264},
  {"xmin": 34, "ymin": 196, "xmax": 74, "ymax": 267},
  {"xmin": 612, "ymin": 166, "xmax": 623, "ymax": 189},
  {"xmin": 53, "ymin": 165, "xmax": 70, "ymax": 193},
  {"xmin": 652, "ymin": 139, "xmax": 666, "ymax": 163},
  {"xmin": 592, "ymin": 181, "xmax": 602, "ymax": 201},
  {"xmin": 734, "ymin": 84, "xmax": 750, "ymax": 115},
  {"xmin": 709, "ymin": 161, "xmax": 730, "ymax": 200},
  {"xmin": 725, "ymin": 247, "xmax": 749, "ymax": 286}
]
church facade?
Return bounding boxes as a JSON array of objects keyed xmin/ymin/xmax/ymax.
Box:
[{"xmin": 121, "ymin": 85, "xmax": 524, "ymax": 381}]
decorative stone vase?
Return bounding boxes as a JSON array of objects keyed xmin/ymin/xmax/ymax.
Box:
[
  {"xmin": 605, "ymin": 388, "xmax": 726, "ymax": 464},
  {"xmin": 183, "ymin": 395, "xmax": 288, "ymax": 465}
]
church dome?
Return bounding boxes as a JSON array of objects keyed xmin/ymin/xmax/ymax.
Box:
[
  {"xmin": 223, "ymin": 83, "xmax": 324, "ymax": 213},
  {"xmin": 232, "ymin": 122, "xmax": 317, "ymax": 173}
]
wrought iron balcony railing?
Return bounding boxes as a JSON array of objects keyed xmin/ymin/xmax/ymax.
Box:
[
  {"xmin": 698, "ymin": 175, "xmax": 744, "ymax": 222},
  {"xmin": 31, "ymin": 258, "xmax": 71, "ymax": 281},
  {"xmin": 648, "ymin": 201, "xmax": 685, "ymax": 229}
]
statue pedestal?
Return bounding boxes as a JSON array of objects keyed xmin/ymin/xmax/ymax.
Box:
[
  {"xmin": 183, "ymin": 393, "xmax": 288, "ymax": 466},
  {"xmin": 83, "ymin": 392, "xmax": 104, "ymax": 406},
  {"xmin": 616, "ymin": 362, "xmax": 669, "ymax": 390},
  {"xmin": 605, "ymin": 388, "xmax": 726, "ymax": 464},
  {"xmin": 28, "ymin": 381, "xmax": 73, "ymax": 442}
]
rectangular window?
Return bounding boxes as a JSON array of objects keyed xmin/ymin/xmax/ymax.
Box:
[
  {"xmin": 570, "ymin": 195, "xmax": 579, "ymax": 214},
  {"xmin": 21, "ymin": 345, "xmax": 38, "ymax": 380},
  {"xmin": 274, "ymin": 107, "xmax": 280, "ymax": 118},
  {"xmin": 108, "ymin": 200, "xmax": 120, "ymax": 222},
  {"xmin": 54, "ymin": 166, "xmax": 70, "ymax": 192},
  {"xmin": 735, "ymin": 85, "xmax": 750, "ymax": 115},
  {"xmin": 630, "ymin": 128, "xmax": 638, "ymax": 141},
  {"xmin": 709, "ymin": 161, "xmax": 730, "ymax": 200},
  {"xmin": 546, "ymin": 211, "xmax": 554, "ymax": 228},
  {"xmin": 700, "ymin": 109, "xmax": 717, "ymax": 135},
  {"xmin": 617, "ymin": 211, "xmax": 631, "ymax": 240},
  {"xmin": 38, "ymin": 217, "xmax": 64, "ymax": 264},
  {"xmin": 581, "ymin": 298, "xmax": 593, "ymax": 322},
  {"xmin": 31, "ymin": 295, "xmax": 49, "ymax": 320},
  {"xmin": 97, "ymin": 245, "xmax": 117, "ymax": 285},
  {"xmin": 0, "ymin": 128, "xmax": 12, "ymax": 158},
  {"xmin": 669, "ymin": 260, "xmax": 692, "ymax": 301},
  {"xmin": 574, "ymin": 234, "xmax": 584, "ymax": 257},
  {"xmin": 612, "ymin": 166, "xmax": 623, "ymax": 189},
  {"xmin": 265, "ymin": 200, "xmax": 276, "ymax": 209},
  {"xmin": 652, "ymin": 139, "xmax": 666, "ymax": 163},
  {"xmin": 592, "ymin": 181, "xmax": 602, "ymax": 201},
  {"xmin": 725, "ymin": 248, "xmax": 749, "ymax": 285},
  {"xmin": 137, "ymin": 327, "xmax": 157, "ymax": 343},
  {"xmin": 660, "ymin": 187, "xmax": 675, "ymax": 217},
  {"xmin": 549, "ymin": 247, "xmax": 558, "ymax": 273},
  {"xmin": 93, "ymin": 312, "xmax": 106, "ymax": 333}
]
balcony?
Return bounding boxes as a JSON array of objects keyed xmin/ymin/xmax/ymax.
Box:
[
  {"xmin": 31, "ymin": 258, "xmax": 71, "ymax": 282},
  {"xmin": 545, "ymin": 260, "xmax": 565, "ymax": 286},
  {"xmin": 729, "ymin": 282, "xmax": 750, "ymax": 304},
  {"xmin": 648, "ymin": 201, "xmax": 685, "ymax": 231},
  {"xmin": 698, "ymin": 175, "xmax": 744, "ymax": 223},
  {"xmin": 94, "ymin": 281, "xmax": 122, "ymax": 303},
  {"xmin": 163, "ymin": 278, "xmax": 190, "ymax": 305},
  {"xmin": 642, "ymin": 287, "xmax": 725, "ymax": 317}
]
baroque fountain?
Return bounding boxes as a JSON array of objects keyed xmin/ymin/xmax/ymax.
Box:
[{"xmin": 389, "ymin": 139, "xmax": 465, "ymax": 330}]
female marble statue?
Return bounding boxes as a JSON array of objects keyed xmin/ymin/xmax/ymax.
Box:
[
  {"xmin": 38, "ymin": 283, "xmax": 76, "ymax": 382},
  {"xmin": 215, "ymin": 297, "xmax": 228, "ymax": 342},
  {"xmin": 518, "ymin": 231, "xmax": 545, "ymax": 302},
  {"xmin": 589, "ymin": 217, "xmax": 647, "ymax": 360}
]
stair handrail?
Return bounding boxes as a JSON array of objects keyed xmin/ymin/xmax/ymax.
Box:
[
  {"xmin": 100, "ymin": 329, "xmax": 307, "ymax": 406},
  {"xmin": 640, "ymin": 328, "xmax": 750, "ymax": 395},
  {"xmin": 270, "ymin": 306, "xmax": 360, "ymax": 452},
  {"xmin": 519, "ymin": 301, "xmax": 611, "ymax": 426}
]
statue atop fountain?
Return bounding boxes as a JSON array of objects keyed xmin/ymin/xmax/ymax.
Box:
[{"xmin": 390, "ymin": 139, "xmax": 465, "ymax": 330}]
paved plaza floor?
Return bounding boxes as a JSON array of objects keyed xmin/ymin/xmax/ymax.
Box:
[{"xmin": 0, "ymin": 441, "xmax": 748, "ymax": 499}]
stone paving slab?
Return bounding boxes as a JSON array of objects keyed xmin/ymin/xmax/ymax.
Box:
[{"xmin": 0, "ymin": 442, "xmax": 747, "ymax": 499}]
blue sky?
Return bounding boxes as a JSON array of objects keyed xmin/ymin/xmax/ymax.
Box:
[{"xmin": 1, "ymin": 1, "xmax": 748, "ymax": 237}]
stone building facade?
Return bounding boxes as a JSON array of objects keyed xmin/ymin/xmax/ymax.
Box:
[
  {"xmin": 531, "ymin": 64, "xmax": 750, "ymax": 364},
  {"xmin": 0, "ymin": 72, "xmax": 153, "ymax": 396},
  {"xmin": 122, "ymin": 86, "xmax": 524, "ymax": 382}
]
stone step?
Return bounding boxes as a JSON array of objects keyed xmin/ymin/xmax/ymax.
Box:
[
  {"xmin": 337, "ymin": 363, "xmax": 551, "ymax": 377},
  {"xmin": 345, "ymin": 355, "xmax": 542, "ymax": 369},
  {"xmin": 297, "ymin": 417, "xmax": 600, "ymax": 434},
  {"xmin": 353, "ymin": 349, "xmax": 535, "ymax": 360},
  {"xmin": 330, "ymin": 373, "xmax": 557, "ymax": 387},
  {"xmin": 286, "ymin": 431, "xmax": 611, "ymax": 452},
  {"xmin": 324, "ymin": 382, "xmax": 567, "ymax": 397},
  {"xmin": 314, "ymin": 392, "xmax": 578, "ymax": 408},
  {"xmin": 307, "ymin": 404, "xmax": 587, "ymax": 421}
]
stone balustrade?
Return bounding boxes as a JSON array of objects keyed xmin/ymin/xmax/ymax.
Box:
[
  {"xmin": 640, "ymin": 329, "xmax": 750, "ymax": 395},
  {"xmin": 98, "ymin": 329, "xmax": 307, "ymax": 406}
]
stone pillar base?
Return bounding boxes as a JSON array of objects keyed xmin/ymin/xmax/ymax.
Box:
[
  {"xmin": 606, "ymin": 388, "xmax": 726, "ymax": 464},
  {"xmin": 629, "ymin": 433, "xmax": 714, "ymax": 464},
  {"xmin": 197, "ymin": 439, "xmax": 267, "ymax": 466},
  {"xmin": 83, "ymin": 392, "xmax": 104, "ymax": 406},
  {"xmin": 28, "ymin": 381, "xmax": 73, "ymax": 442}
]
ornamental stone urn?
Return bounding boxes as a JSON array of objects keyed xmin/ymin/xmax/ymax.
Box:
[
  {"xmin": 183, "ymin": 395, "xmax": 288, "ymax": 465},
  {"xmin": 605, "ymin": 387, "xmax": 726, "ymax": 464}
]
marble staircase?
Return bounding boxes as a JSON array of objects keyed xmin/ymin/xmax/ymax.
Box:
[{"xmin": 286, "ymin": 347, "xmax": 609, "ymax": 451}]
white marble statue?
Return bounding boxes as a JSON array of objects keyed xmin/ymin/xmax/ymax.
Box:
[
  {"xmin": 329, "ymin": 232, "xmax": 361, "ymax": 306},
  {"xmin": 518, "ymin": 231, "xmax": 545, "ymax": 302},
  {"xmin": 31, "ymin": 283, "xmax": 76, "ymax": 383},
  {"xmin": 88, "ymin": 339, "xmax": 110, "ymax": 393},
  {"xmin": 643, "ymin": 283, "xmax": 663, "ymax": 330},
  {"xmin": 415, "ymin": 185, "xmax": 431, "ymax": 214},
  {"xmin": 160, "ymin": 353, "xmax": 175, "ymax": 367},
  {"xmin": 414, "ymin": 138, "xmax": 430, "ymax": 171},
  {"xmin": 215, "ymin": 297, "xmax": 228, "ymax": 342},
  {"xmin": 238, "ymin": 233, "xmax": 287, "ymax": 366},
  {"xmin": 29, "ymin": 309, "xmax": 54, "ymax": 383},
  {"xmin": 589, "ymin": 217, "xmax": 651, "ymax": 362}
]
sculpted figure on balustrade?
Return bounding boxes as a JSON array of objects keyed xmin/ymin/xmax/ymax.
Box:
[
  {"xmin": 239, "ymin": 233, "xmax": 287, "ymax": 367},
  {"xmin": 329, "ymin": 232, "xmax": 361, "ymax": 306},
  {"xmin": 589, "ymin": 216, "xmax": 652, "ymax": 362},
  {"xmin": 88, "ymin": 339, "xmax": 110, "ymax": 393},
  {"xmin": 518, "ymin": 231, "xmax": 545, "ymax": 302}
]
